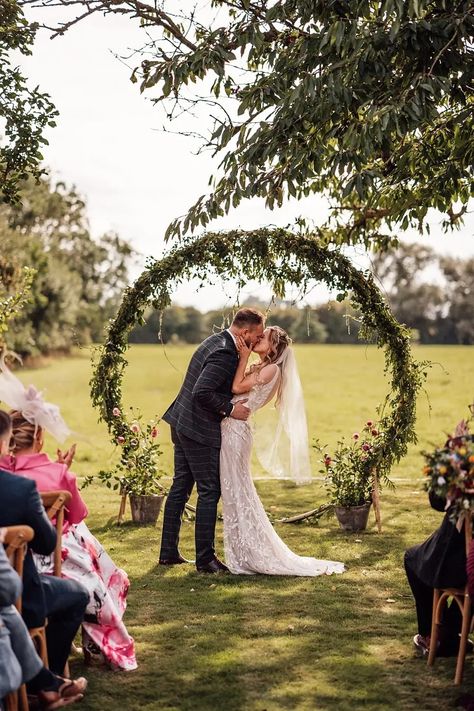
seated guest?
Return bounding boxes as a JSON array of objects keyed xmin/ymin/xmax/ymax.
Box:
[
  {"xmin": 0, "ymin": 359, "xmax": 137, "ymax": 671},
  {"xmin": 405, "ymin": 431, "xmax": 474, "ymax": 657},
  {"xmin": 0, "ymin": 528, "xmax": 86, "ymax": 709},
  {"xmin": 0, "ymin": 409, "xmax": 89, "ymax": 676}
]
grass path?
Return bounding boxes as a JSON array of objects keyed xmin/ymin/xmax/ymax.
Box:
[{"xmin": 15, "ymin": 345, "xmax": 474, "ymax": 709}]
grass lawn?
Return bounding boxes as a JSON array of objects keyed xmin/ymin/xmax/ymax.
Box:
[{"xmin": 14, "ymin": 344, "xmax": 474, "ymax": 710}]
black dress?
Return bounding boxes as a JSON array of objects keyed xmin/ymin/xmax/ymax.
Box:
[{"xmin": 404, "ymin": 491, "xmax": 466, "ymax": 641}]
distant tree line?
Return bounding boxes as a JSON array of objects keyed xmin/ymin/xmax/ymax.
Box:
[
  {"xmin": 372, "ymin": 243, "xmax": 474, "ymax": 345},
  {"xmin": 1, "ymin": 175, "xmax": 472, "ymax": 355},
  {"xmin": 129, "ymin": 301, "xmax": 359, "ymax": 346},
  {"xmin": 130, "ymin": 243, "xmax": 474, "ymax": 346}
]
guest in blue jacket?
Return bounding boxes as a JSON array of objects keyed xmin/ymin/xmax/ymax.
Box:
[
  {"xmin": 0, "ymin": 410, "xmax": 88, "ymax": 676},
  {"xmin": 0, "ymin": 527, "xmax": 86, "ymax": 708}
]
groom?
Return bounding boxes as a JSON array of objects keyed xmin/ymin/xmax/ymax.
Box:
[{"xmin": 159, "ymin": 308, "xmax": 265, "ymax": 573}]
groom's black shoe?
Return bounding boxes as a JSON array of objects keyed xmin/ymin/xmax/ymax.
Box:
[
  {"xmin": 196, "ymin": 557, "xmax": 229, "ymax": 574},
  {"xmin": 159, "ymin": 555, "xmax": 194, "ymax": 565}
]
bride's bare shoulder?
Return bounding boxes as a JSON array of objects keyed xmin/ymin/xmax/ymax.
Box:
[{"xmin": 257, "ymin": 364, "xmax": 279, "ymax": 385}]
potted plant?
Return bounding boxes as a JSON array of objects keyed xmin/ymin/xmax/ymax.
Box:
[
  {"xmin": 315, "ymin": 421, "xmax": 384, "ymax": 532},
  {"xmin": 84, "ymin": 407, "xmax": 165, "ymax": 524}
]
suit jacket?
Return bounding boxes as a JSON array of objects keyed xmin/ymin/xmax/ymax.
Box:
[
  {"xmin": 0, "ymin": 452, "xmax": 88, "ymax": 533},
  {"xmin": 0, "ymin": 545, "xmax": 22, "ymax": 608},
  {"xmin": 163, "ymin": 331, "xmax": 239, "ymax": 448},
  {"xmin": 0, "ymin": 469, "xmax": 57, "ymax": 627},
  {"xmin": 405, "ymin": 491, "xmax": 466, "ymax": 589}
]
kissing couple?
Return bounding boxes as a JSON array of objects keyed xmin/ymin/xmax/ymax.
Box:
[{"xmin": 159, "ymin": 308, "xmax": 344, "ymax": 577}]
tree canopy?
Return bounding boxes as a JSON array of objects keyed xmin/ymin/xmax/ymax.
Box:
[
  {"xmin": 23, "ymin": 0, "xmax": 474, "ymax": 247},
  {"xmin": 0, "ymin": 0, "xmax": 57, "ymax": 203}
]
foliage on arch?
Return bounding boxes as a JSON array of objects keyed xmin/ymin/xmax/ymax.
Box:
[{"xmin": 91, "ymin": 228, "xmax": 428, "ymax": 486}]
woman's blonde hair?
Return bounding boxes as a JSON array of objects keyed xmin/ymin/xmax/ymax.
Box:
[
  {"xmin": 9, "ymin": 410, "xmax": 42, "ymax": 454},
  {"xmin": 262, "ymin": 326, "xmax": 292, "ymax": 365},
  {"xmin": 248, "ymin": 326, "xmax": 291, "ymax": 405}
]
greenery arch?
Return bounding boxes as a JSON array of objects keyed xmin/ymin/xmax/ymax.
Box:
[{"xmin": 91, "ymin": 228, "xmax": 426, "ymax": 497}]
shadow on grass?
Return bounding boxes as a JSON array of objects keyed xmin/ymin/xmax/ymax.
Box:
[
  {"xmin": 77, "ymin": 484, "xmax": 474, "ymax": 711},
  {"xmin": 72, "ymin": 556, "xmax": 474, "ymax": 711},
  {"xmin": 77, "ymin": 541, "xmax": 471, "ymax": 709}
]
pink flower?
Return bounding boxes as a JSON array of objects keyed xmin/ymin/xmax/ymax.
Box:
[
  {"xmin": 324, "ymin": 455, "xmax": 332, "ymax": 466},
  {"xmin": 362, "ymin": 443, "xmax": 371, "ymax": 452},
  {"xmin": 112, "ymin": 407, "xmax": 121, "ymax": 417},
  {"xmin": 353, "ymin": 432, "xmax": 360, "ymax": 440},
  {"xmin": 151, "ymin": 427, "xmax": 158, "ymax": 438},
  {"xmin": 371, "ymin": 429, "xmax": 378, "ymax": 437},
  {"xmin": 366, "ymin": 420, "xmax": 373, "ymax": 427},
  {"xmin": 130, "ymin": 423, "xmax": 140, "ymax": 434},
  {"xmin": 117, "ymin": 436, "xmax": 125, "ymax": 444}
]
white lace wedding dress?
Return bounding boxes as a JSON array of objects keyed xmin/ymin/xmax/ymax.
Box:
[{"xmin": 220, "ymin": 370, "xmax": 345, "ymax": 576}]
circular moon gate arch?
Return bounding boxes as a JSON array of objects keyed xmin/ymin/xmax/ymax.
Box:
[{"xmin": 91, "ymin": 228, "xmax": 425, "ymax": 493}]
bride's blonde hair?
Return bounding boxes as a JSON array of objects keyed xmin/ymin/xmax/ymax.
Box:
[
  {"xmin": 249, "ymin": 326, "xmax": 292, "ymax": 404},
  {"xmin": 262, "ymin": 326, "xmax": 292, "ymax": 365}
]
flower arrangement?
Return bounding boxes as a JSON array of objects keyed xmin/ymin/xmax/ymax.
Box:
[
  {"xmin": 83, "ymin": 407, "xmax": 164, "ymax": 496},
  {"xmin": 423, "ymin": 429, "xmax": 474, "ymax": 524},
  {"xmin": 315, "ymin": 420, "xmax": 386, "ymax": 508}
]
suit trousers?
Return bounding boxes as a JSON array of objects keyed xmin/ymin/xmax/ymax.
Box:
[
  {"xmin": 160, "ymin": 427, "xmax": 221, "ymax": 567},
  {"xmin": 41, "ymin": 574, "xmax": 89, "ymax": 675},
  {"xmin": 404, "ymin": 552, "xmax": 462, "ymax": 646},
  {"xmin": 0, "ymin": 605, "xmax": 42, "ymax": 687}
]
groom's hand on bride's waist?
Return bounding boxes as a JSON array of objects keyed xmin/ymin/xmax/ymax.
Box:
[{"xmin": 230, "ymin": 399, "xmax": 250, "ymax": 421}]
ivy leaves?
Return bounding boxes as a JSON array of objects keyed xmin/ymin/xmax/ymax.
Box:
[{"xmin": 91, "ymin": 228, "xmax": 426, "ymax": 492}]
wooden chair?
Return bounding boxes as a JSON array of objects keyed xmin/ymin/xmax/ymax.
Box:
[
  {"xmin": 13, "ymin": 491, "xmax": 72, "ymax": 672},
  {"xmin": 4, "ymin": 526, "xmax": 34, "ymax": 614},
  {"xmin": 3, "ymin": 525, "xmax": 34, "ymax": 711},
  {"xmin": 40, "ymin": 491, "xmax": 72, "ymax": 577},
  {"xmin": 39, "ymin": 490, "xmax": 73, "ymax": 677},
  {"xmin": 428, "ymin": 512, "xmax": 473, "ymax": 684}
]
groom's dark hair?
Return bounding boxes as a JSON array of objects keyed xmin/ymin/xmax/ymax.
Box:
[{"xmin": 232, "ymin": 308, "xmax": 265, "ymax": 329}]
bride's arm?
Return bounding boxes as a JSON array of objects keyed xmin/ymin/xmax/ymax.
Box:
[{"xmin": 232, "ymin": 337, "xmax": 278, "ymax": 393}]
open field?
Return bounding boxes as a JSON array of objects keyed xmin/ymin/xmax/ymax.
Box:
[{"xmin": 14, "ymin": 345, "xmax": 474, "ymax": 709}]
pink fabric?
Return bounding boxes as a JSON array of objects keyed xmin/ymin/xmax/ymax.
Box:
[
  {"xmin": 35, "ymin": 521, "xmax": 137, "ymax": 671},
  {"xmin": 0, "ymin": 453, "xmax": 88, "ymax": 532},
  {"xmin": 0, "ymin": 452, "xmax": 137, "ymax": 670}
]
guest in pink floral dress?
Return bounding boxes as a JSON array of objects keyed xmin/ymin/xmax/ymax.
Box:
[{"xmin": 0, "ymin": 410, "xmax": 137, "ymax": 671}]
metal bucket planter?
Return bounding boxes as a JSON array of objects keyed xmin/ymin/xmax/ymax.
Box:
[
  {"xmin": 334, "ymin": 502, "xmax": 372, "ymax": 532},
  {"xmin": 129, "ymin": 494, "xmax": 165, "ymax": 525}
]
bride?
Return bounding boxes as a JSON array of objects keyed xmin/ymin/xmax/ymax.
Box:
[{"xmin": 220, "ymin": 326, "xmax": 345, "ymax": 576}]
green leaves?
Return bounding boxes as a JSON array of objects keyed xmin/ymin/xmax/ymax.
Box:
[
  {"xmin": 91, "ymin": 227, "xmax": 425, "ymax": 503},
  {"xmin": 119, "ymin": 0, "xmax": 473, "ymax": 244},
  {"xmin": 0, "ymin": 1, "xmax": 58, "ymax": 204},
  {"xmin": 0, "ymin": 265, "xmax": 34, "ymax": 344},
  {"xmin": 28, "ymin": 0, "xmax": 474, "ymax": 246}
]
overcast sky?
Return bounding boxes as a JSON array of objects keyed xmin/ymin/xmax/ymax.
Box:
[{"xmin": 15, "ymin": 7, "xmax": 474, "ymax": 310}]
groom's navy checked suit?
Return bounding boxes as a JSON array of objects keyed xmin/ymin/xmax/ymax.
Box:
[{"xmin": 160, "ymin": 331, "xmax": 239, "ymax": 566}]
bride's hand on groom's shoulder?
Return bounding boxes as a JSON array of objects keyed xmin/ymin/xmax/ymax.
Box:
[{"xmin": 236, "ymin": 336, "xmax": 252, "ymax": 358}]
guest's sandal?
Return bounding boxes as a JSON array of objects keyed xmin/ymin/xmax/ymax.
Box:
[
  {"xmin": 38, "ymin": 679, "xmax": 88, "ymax": 709},
  {"xmin": 58, "ymin": 678, "xmax": 88, "ymax": 697},
  {"xmin": 37, "ymin": 692, "xmax": 83, "ymax": 709}
]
